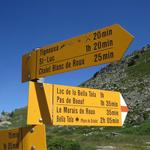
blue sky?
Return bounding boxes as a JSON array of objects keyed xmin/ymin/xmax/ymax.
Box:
[{"xmin": 0, "ymin": 0, "xmax": 150, "ymax": 112}]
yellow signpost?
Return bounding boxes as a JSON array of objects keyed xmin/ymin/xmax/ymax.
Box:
[
  {"xmin": 27, "ymin": 82, "xmax": 128, "ymax": 126},
  {"xmin": 22, "ymin": 24, "xmax": 134, "ymax": 82},
  {"xmin": 1, "ymin": 24, "xmax": 132, "ymax": 148},
  {"xmin": 0, "ymin": 125, "xmax": 47, "ymax": 150}
]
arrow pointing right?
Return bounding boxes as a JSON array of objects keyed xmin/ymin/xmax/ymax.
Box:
[
  {"xmin": 22, "ymin": 24, "xmax": 134, "ymax": 82},
  {"xmin": 120, "ymin": 94, "xmax": 128, "ymax": 126}
]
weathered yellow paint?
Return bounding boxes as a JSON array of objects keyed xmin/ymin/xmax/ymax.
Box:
[
  {"xmin": 22, "ymin": 51, "xmax": 37, "ymax": 82},
  {"xmin": 22, "ymin": 24, "xmax": 134, "ymax": 82},
  {"xmin": 27, "ymin": 81, "xmax": 123, "ymax": 126},
  {"xmin": 0, "ymin": 125, "xmax": 47, "ymax": 150},
  {"xmin": 0, "ymin": 128, "xmax": 22, "ymax": 150},
  {"xmin": 22, "ymin": 125, "xmax": 47, "ymax": 150},
  {"xmin": 27, "ymin": 81, "xmax": 53, "ymax": 125}
]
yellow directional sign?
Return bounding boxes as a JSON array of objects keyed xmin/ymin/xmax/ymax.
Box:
[
  {"xmin": 27, "ymin": 82, "xmax": 128, "ymax": 126},
  {"xmin": 0, "ymin": 125, "xmax": 47, "ymax": 150},
  {"xmin": 22, "ymin": 24, "xmax": 134, "ymax": 82},
  {"xmin": 0, "ymin": 128, "xmax": 21, "ymax": 150}
]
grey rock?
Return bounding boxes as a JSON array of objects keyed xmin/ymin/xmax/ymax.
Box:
[
  {"xmin": 96, "ymin": 146, "xmax": 116, "ymax": 150},
  {"xmin": 0, "ymin": 121, "xmax": 12, "ymax": 127}
]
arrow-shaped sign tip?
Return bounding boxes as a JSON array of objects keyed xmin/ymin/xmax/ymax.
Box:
[{"xmin": 120, "ymin": 94, "xmax": 128, "ymax": 126}]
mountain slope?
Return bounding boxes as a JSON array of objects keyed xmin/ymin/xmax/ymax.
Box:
[
  {"xmin": 0, "ymin": 44, "xmax": 150, "ymax": 150},
  {"xmin": 80, "ymin": 44, "xmax": 150, "ymax": 125}
]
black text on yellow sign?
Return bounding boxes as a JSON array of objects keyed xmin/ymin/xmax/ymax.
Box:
[
  {"xmin": 0, "ymin": 125, "xmax": 47, "ymax": 150},
  {"xmin": 27, "ymin": 82, "xmax": 128, "ymax": 126},
  {"xmin": 22, "ymin": 24, "xmax": 134, "ymax": 82}
]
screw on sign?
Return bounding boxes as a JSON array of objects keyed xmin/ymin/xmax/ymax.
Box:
[{"xmin": 22, "ymin": 24, "xmax": 134, "ymax": 82}]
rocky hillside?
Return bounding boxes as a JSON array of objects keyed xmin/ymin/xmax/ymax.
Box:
[
  {"xmin": 0, "ymin": 107, "xmax": 27, "ymax": 129},
  {"xmin": 0, "ymin": 44, "xmax": 150, "ymax": 150},
  {"xmin": 80, "ymin": 44, "xmax": 150, "ymax": 125}
]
